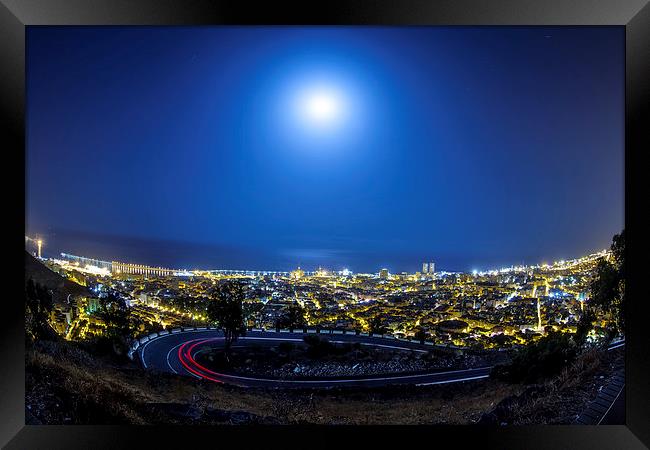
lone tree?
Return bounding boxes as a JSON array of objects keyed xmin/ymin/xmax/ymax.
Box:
[{"xmin": 206, "ymin": 282, "xmax": 246, "ymax": 356}]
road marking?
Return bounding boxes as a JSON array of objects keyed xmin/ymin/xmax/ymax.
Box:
[
  {"xmin": 166, "ymin": 342, "xmax": 186, "ymax": 374},
  {"xmin": 205, "ymin": 366, "xmax": 492, "ymax": 384},
  {"xmin": 607, "ymin": 342, "xmax": 625, "ymax": 351},
  {"xmin": 597, "ymin": 384, "xmax": 624, "ymax": 425},
  {"xmin": 139, "ymin": 329, "xmax": 217, "ymax": 368},
  {"xmin": 416, "ymin": 374, "xmax": 490, "ymax": 386},
  {"xmin": 356, "ymin": 342, "xmax": 428, "ymax": 353}
]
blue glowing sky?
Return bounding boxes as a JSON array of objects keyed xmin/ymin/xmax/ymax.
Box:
[{"xmin": 26, "ymin": 26, "xmax": 624, "ymax": 272}]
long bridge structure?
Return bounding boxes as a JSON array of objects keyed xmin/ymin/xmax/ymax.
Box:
[
  {"xmin": 60, "ymin": 253, "xmax": 177, "ymax": 277},
  {"xmin": 58, "ymin": 253, "xmax": 304, "ymax": 278},
  {"xmin": 60, "ymin": 253, "xmax": 113, "ymax": 271}
]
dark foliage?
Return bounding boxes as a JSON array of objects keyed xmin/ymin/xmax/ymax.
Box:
[
  {"xmin": 413, "ymin": 327, "xmax": 428, "ymax": 343},
  {"xmin": 491, "ymin": 332, "xmax": 578, "ymax": 384},
  {"xmin": 574, "ymin": 309, "xmax": 596, "ymax": 347},
  {"xmin": 276, "ymin": 304, "xmax": 306, "ymax": 330},
  {"xmin": 243, "ymin": 301, "xmax": 264, "ymax": 325},
  {"xmin": 302, "ymin": 335, "xmax": 337, "ymax": 358},
  {"xmin": 368, "ymin": 316, "xmax": 388, "ymax": 335},
  {"xmin": 25, "ymin": 278, "xmax": 55, "ymax": 342},
  {"xmin": 97, "ymin": 293, "xmax": 138, "ymax": 357},
  {"xmin": 588, "ymin": 229, "xmax": 625, "ymax": 335},
  {"xmin": 300, "ymin": 335, "xmax": 361, "ymax": 359},
  {"xmin": 277, "ymin": 342, "xmax": 296, "ymax": 354}
]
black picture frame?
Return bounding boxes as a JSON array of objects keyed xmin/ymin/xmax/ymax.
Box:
[{"xmin": 3, "ymin": 0, "xmax": 649, "ymax": 448}]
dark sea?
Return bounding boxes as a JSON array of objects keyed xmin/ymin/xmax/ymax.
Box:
[
  {"xmin": 25, "ymin": 228, "xmax": 286, "ymax": 272},
  {"xmin": 25, "ymin": 227, "xmax": 527, "ymax": 274}
]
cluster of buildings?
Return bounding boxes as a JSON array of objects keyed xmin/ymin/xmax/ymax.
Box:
[
  {"xmin": 38, "ymin": 249, "xmax": 612, "ymax": 349},
  {"xmin": 47, "ymin": 294, "xmax": 103, "ymax": 340}
]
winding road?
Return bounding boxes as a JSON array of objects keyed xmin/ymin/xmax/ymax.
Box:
[{"xmin": 136, "ymin": 329, "xmax": 493, "ymax": 388}]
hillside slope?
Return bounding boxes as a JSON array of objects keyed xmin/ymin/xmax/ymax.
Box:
[{"xmin": 25, "ymin": 251, "xmax": 91, "ymax": 301}]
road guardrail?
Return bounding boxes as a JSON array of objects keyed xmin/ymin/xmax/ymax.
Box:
[{"xmin": 129, "ymin": 325, "xmax": 471, "ymax": 360}]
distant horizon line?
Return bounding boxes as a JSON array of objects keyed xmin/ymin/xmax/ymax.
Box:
[
  {"xmin": 28, "ymin": 244, "xmax": 611, "ymax": 277},
  {"xmin": 24, "ymin": 226, "xmax": 620, "ymax": 273}
]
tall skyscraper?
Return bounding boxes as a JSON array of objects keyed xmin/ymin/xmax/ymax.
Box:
[
  {"xmin": 422, "ymin": 262, "xmax": 429, "ymax": 274},
  {"xmin": 429, "ymin": 262, "xmax": 435, "ymax": 275},
  {"xmin": 379, "ymin": 268, "xmax": 389, "ymax": 279}
]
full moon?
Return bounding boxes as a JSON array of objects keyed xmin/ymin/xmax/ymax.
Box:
[
  {"xmin": 298, "ymin": 87, "xmax": 345, "ymax": 129},
  {"xmin": 279, "ymin": 74, "xmax": 363, "ymax": 145},
  {"xmin": 305, "ymin": 92, "xmax": 339, "ymax": 122}
]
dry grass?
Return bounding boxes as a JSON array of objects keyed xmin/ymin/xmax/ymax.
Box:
[
  {"xmin": 25, "ymin": 339, "xmax": 531, "ymax": 425},
  {"xmin": 481, "ymin": 348, "xmax": 623, "ymax": 425},
  {"xmin": 26, "ymin": 349, "xmax": 152, "ymax": 424},
  {"xmin": 217, "ymin": 380, "xmax": 522, "ymax": 425}
]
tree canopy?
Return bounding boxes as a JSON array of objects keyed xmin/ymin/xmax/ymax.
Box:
[
  {"xmin": 206, "ymin": 282, "xmax": 246, "ymax": 353},
  {"xmin": 98, "ymin": 293, "xmax": 137, "ymax": 355}
]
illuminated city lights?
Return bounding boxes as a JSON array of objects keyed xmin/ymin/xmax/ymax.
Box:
[{"xmin": 37, "ymin": 245, "xmax": 612, "ymax": 350}]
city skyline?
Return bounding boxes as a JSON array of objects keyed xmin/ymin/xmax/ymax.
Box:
[{"xmin": 26, "ymin": 27, "xmax": 624, "ymax": 273}]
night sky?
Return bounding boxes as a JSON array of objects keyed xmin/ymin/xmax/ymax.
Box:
[{"xmin": 26, "ymin": 26, "xmax": 624, "ymax": 273}]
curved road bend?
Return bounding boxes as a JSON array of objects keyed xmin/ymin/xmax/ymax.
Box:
[
  {"xmin": 137, "ymin": 329, "xmax": 492, "ymax": 388},
  {"xmin": 138, "ymin": 330, "xmax": 624, "ymax": 389}
]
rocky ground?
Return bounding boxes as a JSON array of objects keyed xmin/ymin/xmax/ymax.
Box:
[{"xmin": 197, "ymin": 341, "xmax": 509, "ymax": 379}]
